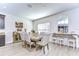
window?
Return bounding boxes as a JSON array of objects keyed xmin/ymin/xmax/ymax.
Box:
[
  {"xmin": 0, "ymin": 14, "xmax": 5, "ymax": 29},
  {"xmin": 58, "ymin": 17, "xmax": 68, "ymax": 25},
  {"xmin": 58, "ymin": 16, "xmax": 68, "ymax": 33},
  {"xmin": 38, "ymin": 23, "xmax": 50, "ymax": 33}
]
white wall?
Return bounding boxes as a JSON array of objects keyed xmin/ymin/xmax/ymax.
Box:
[
  {"xmin": 0, "ymin": 12, "xmax": 32, "ymax": 44},
  {"xmin": 5, "ymin": 15, "xmax": 17, "ymax": 44},
  {"xmin": 33, "ymin": 8, "xmax": 79, "ymax": 34}
]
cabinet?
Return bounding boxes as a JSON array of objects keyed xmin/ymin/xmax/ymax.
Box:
[
  {"xmin": 13, "ymin": 32, "xmax": 21, "ymax": 43},
  {"xmin": 58, "ymin": 26, "xmax": 68, "ymax": 33},
  {"xmin": 0, "ymin": 35, "xmax": 5, "ymax": 46}
]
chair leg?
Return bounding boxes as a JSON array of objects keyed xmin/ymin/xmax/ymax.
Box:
[
  {"xmin": 36, "ymin": 44, "xmax": 39, "ymax": 51},
  {"xmin": 30, "ymin": 44, "xmax": 31, "ymax": 49},
  {"xmin": 43, "ymin": 46, "xmax": 45, "ymax": 54},
  {"xmin": 47, "ymin": 44, "xmax": 49, "ymax": 50}
]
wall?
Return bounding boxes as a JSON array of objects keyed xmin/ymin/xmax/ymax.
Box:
[
  {"xmin": 33, "ymin": 8, "xmax": 79, "ymax": 34},
  {"xmin": 0, "ymin": 12, "xmax": 32, "ymax": 44}
]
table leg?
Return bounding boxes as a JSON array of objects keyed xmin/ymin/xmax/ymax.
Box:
[
  {"xmin": 43, "ymin": 46, "xmax": 45, "ymax": 54},
  {"xmin": 47, "ymin": 44, "xmax": 49, "ymax": 50},
  {"xmin": 30, "ymin": 44, "xmax": 31, "ymax": 48},
  {"xmin": 36, "ymin": 44, "xmax": 39, "ymax": 51}
]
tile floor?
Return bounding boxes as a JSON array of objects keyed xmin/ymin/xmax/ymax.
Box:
[{"xmin": 0, "ymin": 42, "xmax": 79, "ymax": 56}]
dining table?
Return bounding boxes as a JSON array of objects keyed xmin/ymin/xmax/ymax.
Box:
[{"xmin": 30, "ymin": 36, "xmax": 42, "ymax": 44}]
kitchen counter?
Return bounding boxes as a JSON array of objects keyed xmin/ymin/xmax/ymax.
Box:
[
  {"xmin": 53, "ymin": 33, "xmax": 79, "ymax": 39},
  {"xmin": 51, "ymin": 32, "xmax": 79, "ymax": 48},
  {"xmin": 0, "ymin": 32, "xmax": 5, "ymax": 35}
]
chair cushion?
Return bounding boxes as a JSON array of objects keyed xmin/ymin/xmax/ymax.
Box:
[{"xmin": 36, "ymin": 41, "xmax": 48, "ymax": 46}]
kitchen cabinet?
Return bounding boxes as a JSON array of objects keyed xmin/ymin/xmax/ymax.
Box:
[{"xmin": 0, "ymin": 35, "xmax": 5, "ymax": 46}]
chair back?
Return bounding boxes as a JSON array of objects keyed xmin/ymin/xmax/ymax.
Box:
[
  {"xmin": 40, "ymin": 32, "xmax": 50, "ymax": 43},
  {"xmin": 20, "ymin": 32, "xmax": 31, "ymax": 42},
  {"xmin": 49, "ymin": 33, "xmax": 53, "ymax": 42}
]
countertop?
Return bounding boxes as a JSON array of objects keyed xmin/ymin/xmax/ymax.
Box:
[{"xmin": 0, "ymin": 32, "xmax": 5, "ymax": 35}]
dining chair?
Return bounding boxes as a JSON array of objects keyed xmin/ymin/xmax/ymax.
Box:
[
  {"xmin": 20, "ymin": 32, "xmax": 35, "ymax": 49},
  {"xmin": 36, "ymin": 33, "xmax": 50, "ymax": 54},
  {"xmin": 51, "ymin": 33, "xmax": 58, "ymax": 44},
  {"xmin": 39, "ymin": 32, "xmax": 46, "ymax": 38}
]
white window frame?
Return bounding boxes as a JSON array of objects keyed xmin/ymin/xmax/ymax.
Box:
[{"xmin": 38, "ymin": 23, "xmax": 50, "ymax": 33}]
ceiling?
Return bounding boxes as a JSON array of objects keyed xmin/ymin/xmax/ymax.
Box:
[{"xmin": 0, "ymin": 3, "xmax": 79, "ymax": 20}]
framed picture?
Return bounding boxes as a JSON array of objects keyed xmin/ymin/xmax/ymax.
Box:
[
  {"xmin": 15, "ymin": 22, "xmax": 23, "ymax": 32},
  {"xmin": 15, "ymin": 22, "xmax": 23, "ymax": 28}
]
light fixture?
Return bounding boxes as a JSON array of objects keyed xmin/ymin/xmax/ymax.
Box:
[{"xmin": 27, "ymin": 4, "xmax": 32, "ymax": 8}]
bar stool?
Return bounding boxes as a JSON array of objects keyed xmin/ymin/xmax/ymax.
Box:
[
  {"xmin": 57, "ymin": 37, "xmax": 64, "ymax": 46},
  {"xmin": 67, "ymin": 39, "xmax": 76, "ymax": 48},
  {"xmin": 52, "ymin": 37, "xmax": 58, "ymax": 44}
]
